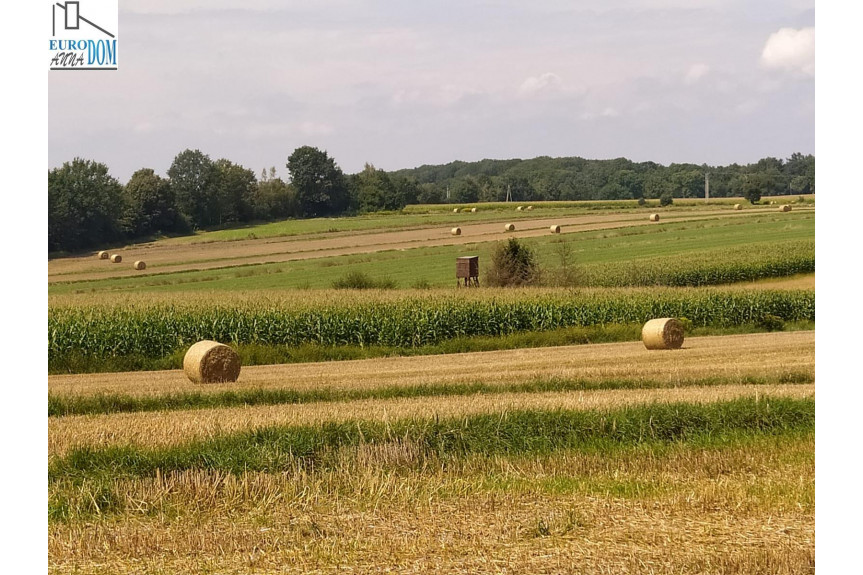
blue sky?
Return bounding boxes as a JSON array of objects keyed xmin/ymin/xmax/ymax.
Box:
[{"xmin": 48, "ymin": 0, "xmax": 815, "ymax": 181}]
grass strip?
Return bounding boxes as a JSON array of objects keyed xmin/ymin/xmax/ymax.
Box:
[
  {"xmin": 50, "ymin": 397, "xmax": 814, "ymax": 482},
  {"xmin": 49, "ymin": 372, "xmax": 813, "ymax": 417}
]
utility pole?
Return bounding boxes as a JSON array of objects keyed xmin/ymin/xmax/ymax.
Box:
[
  {"xmin": 505, "ymin": 184, "xmax": 512, "ymax": 202},
  {"xmin": 704, "ymin": 172, "xmax": 710, "ymax": 203}
]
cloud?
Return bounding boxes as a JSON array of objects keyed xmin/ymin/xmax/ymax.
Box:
[
  {"xmin": 760, "ymin": 27, "xmax": 814, "ymax": 76},
  {"xmin": 518, "ymin": 73, "xmax": 562, "ymax": 97},
  {"xmin": 299, "ymin": 121, "xmax": 335, "ymax": 136},
  {"xmin": 684, "ymin": 63, "xmax": 710, "ymax": 84}
]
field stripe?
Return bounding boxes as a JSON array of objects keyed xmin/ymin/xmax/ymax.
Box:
[
  {"xmin": 49, "ymin": 331, "xmax": 816, "ymax": 398},
  {"xmin": 49, "ymin": 396, "xmax": 814, "ymax": 481},
  {"xmin": 49, "ymin": 383, "xmax": 814, "ymax": 458}
]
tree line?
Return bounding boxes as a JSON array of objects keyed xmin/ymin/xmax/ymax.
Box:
[
  {"xmin": 48, "ymin": 147, "xmax": 813, "ymax": 253},
  {"xmin": 392, "ymin": 153, "xmax": 815, "ymax": 205}
]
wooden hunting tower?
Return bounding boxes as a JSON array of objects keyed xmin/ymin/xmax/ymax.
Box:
[{"xmin": 456, "ymin": 256, "xmax": 479, "ymax": 287}]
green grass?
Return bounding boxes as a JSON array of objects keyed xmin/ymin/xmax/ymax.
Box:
[
  {"xmin": 48, "ymin": 370, "xmax": 813, "ymax": 417},
  {"xmin": 50, "ymin": 213, "xmax": 814, "ymax": 294},
  {"xmin": 49, "ymin": 397, "xmax": 815, "ymax": 483}
]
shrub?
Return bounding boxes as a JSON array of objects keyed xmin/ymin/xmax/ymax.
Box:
[
  {"xmin": 756, "ymin": 314, "xmax": 785, "ymax": 332},
  {"xmin": 659, "ymin": 192, "xmax": 673, "ymax": 207},
  {"xmin": 486, "ymin": 238, "xmax": 540, "ymax": 287},
  {"xmin": 332, "ymin": 271, "xmax": 396, "ymax": 290}
]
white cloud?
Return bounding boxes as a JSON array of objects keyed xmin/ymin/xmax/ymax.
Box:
[
  {"xmin": 760, "ymin": 27, "xmax": 814, "ymax": 76},
  {"xmin": 684, "ymin": 63, "xmax": 710, "ymax": 84},
  {"xmin": 518, "ymin": 73, "xmax": 562, "ymax": 97}
]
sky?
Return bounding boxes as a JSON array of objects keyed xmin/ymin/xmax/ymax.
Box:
[{"xmin": 48, "ymin": 0, "xmax": 815, "ymax": 182}]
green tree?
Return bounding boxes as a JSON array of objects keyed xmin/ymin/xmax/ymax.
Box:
[
  {"xmin": 453, "ymin": 177, "xmax": 481, "ymax": 203},
  {"xmin": 253, "ymin": 167, "xmax": 297, "ymax": 220},
  {"xmin": 286, "ymin": 146, "xmax": 349, "ymax": 216},
  {"xmin": 168, "ymin": 149, "xmax": 218, "ymax": 228},
  {"xmin": 214, "ymin": 159, "xmax": 257, "ymax": 223},
  {"xmin": 123, "ymin": 168, "xmax": 184, "ymax": 237},
  {"xmin": 354, "ymin": 163, "xmax": 403, "ymax": 212},
  {"xmin": 48, "ymin": 158, "xmax": 126, "ymax": 252},
  {"xmin": 486, "ymin": 238, "xmax": 540, "ymax": 287}
]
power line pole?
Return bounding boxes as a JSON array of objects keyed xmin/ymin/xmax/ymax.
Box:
[{"xmin": 704, "ymin": 172, "xmax": 710, "ymax": 203}]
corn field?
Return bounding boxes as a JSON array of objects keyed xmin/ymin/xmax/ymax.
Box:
[{"xmin": 49, "ymin": 289, "xmax": 814, "ymax": 365}]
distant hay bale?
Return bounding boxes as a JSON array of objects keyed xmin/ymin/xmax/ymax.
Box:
[
  {"xmin": 516, "ymin": 206, "xmax": 523, "ymax": 211},
  {"xmin": 550, "ymin": 225, "xmax": 561, "ymax": 234},
  {"xmin": 779, "ymin": 204, "xmax": 792, "ymax": 212},
  {"xmin": 183, "ymin": 340, "xmax": 241, "ymax": 384},
  {"xmin": 97, "ymin": 251, "xmax": 109, "ymax": 260},
  {"xmin": 133, "ymin": 260, "xmax": 146, "ymax": 270},
  {"xmin": 470, "ymin": 207, "xmax": 477, "ymax": 213},
  {"xmin": 453, "ymin": 208, "xmax": 459, "ymax": 213},
  {"xmin": 734, "ymin": 204, "xmax": 742, "ymax": 210},
  {"xmin": 451, "ymin": 227, "xmax": 462, "ymax": 236},
  {"xmin": 504, "ymin": 223, "xmax": 515, "ymax": 232},
  {"xmin": 649, "ymin": 214, "xmax": 660, "ymax": 222},
  {"xmin": 642, "ymin": 318, "xmax": 685, "ymax": 350},
  {"xmin": 110, "ymin": 254, "xmax": 122, "ymax": 263},
  {"xmin": 769, "ymin": 201, "xmax": 775, "ymax": 205},
  {"xmin": 526, "ymin": 205, "xmax": 533, "ymax": 211}
]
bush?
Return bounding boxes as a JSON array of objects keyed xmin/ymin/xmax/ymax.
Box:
[
  {"xmin": 332, "ymin": 271, "xmax": 397, "ymax": 290},
  {"xmin": 486, "ymin": 238, "xmax": 540, "ymax": 287},
  {"xmin": 637, "ymin": 197, "xmax": 647, "ymax": 207},
  {"xmin": 659, "ymin": 192, "xmax": 673, "ymax": 207},
  {"xmin": 756, "ymin": 314, "xmax": 785, "ymax": 332}
]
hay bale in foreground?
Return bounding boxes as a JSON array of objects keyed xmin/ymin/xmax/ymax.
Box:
[
  {"xmin": 451, "ymin": 227, "xmax": 462, "ymax": 236},
  {"xmin": 97, "ymin": 251, "xmax": 109, "ymax": 260},
  {"xmin": 110, "ymin": 254, "xmax": 122, "ymax": 263},
  {"xmin": 642, "ymin": 318, "xmax": 685, "ymax": 350},
  {"xmin": 183, "ymin": 340, "xmax": 241, "ymax": 384},
  {"xmin": 779, "ymin": 204, "xmax": 792, "ymax": 212},
  {"xmin": 133, "ymin": 260, "xmax": 146, "ymax": 270},
  {"xmin": 504, "ymin": 223, "xmax": 515, "ymax": 232},
  {"xmin": 734, "ymin": 204, "xmax": 742, "ymax": 210},
  {"xmin": 550, "ymin": 225, "xmax": 561, "ymax": 234},
  {"xmin": 649, "ymin": 214, "xmax": 660, "ymax": 222}
]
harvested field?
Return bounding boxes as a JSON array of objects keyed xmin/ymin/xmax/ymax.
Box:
[{"xmin": 49, "ymin": 331, "xmax": 814, "ymax": 399}]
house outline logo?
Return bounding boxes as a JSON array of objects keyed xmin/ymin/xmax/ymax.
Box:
[{"xmin": 49, "ymin": 0, "xmax": 118, "ymax": 70}]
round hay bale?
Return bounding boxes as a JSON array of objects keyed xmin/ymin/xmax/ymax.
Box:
[
  {"xmin": 183, "ymin": 340, "xmax": 241, "ymax": 384},
  {"xmin": 97, "ymin": 251, "xmax": 109, "ymax": 260},
  {"xmin": 504, "ymin": 223, "xmax": 515, "ymax": 232},
  {"xmin": 516, "ymin": 206, "xmax": 523, "ymax": 211},
  {"xmin": 453, "ymin": 208, "xmax": 460, "ymax": 213},
  {"xmin": 110, "ymin": 254, "xmax": 122, "ymax": 263},
  {"xmin": 642, "ymin": 318, "xmax": 685, "ymax": 350},
  {"xmin": 470, "ymin": 207, "xmax": 477, "ymax": 213},
  {"xmin": 133, "ymin": 260, "xmax": 147, "ymax": 270},
  {"xmin": 733, "ymin": 204, "xmax": 742, "ymax": 210},
  {"xmin": 451, "ymin": 227, "xmax": 462, "ymax": 236},
  {"xmin": 769, "ymin": 200, "xmax": 775, "ymax": 205},
  {"xmin": 779, "ymin": 204, "xmax": 792, "ymax": 212},
  {"xmin": 526, "ymin": 205, "xmax": 533, "ymax": 211},
  {"xmin": 649, "ymin": 214, "xmax": 660, "ymax": 222},
  {"xmin": 550, "ymin": 225, "xmax": 561, "ymax": 234}
]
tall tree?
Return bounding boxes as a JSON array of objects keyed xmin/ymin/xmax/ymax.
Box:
[
  {"xmin": 286, "ymin": 146, "xmax": 349, "ymax": 216},
  {"xmin": 168, "ymin": 149, "xmax": 218, "ymax": 228},
  {"xmin": 124, "ymin": 168, "xmax": 184, "ymax": 236},
  {"xmin": 48, "ymin": 158, "xmax": 126, "ymax": 252},
  {"xmin": 214, "ymin": 159, "xmax": 257, "ymax": 224}
]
